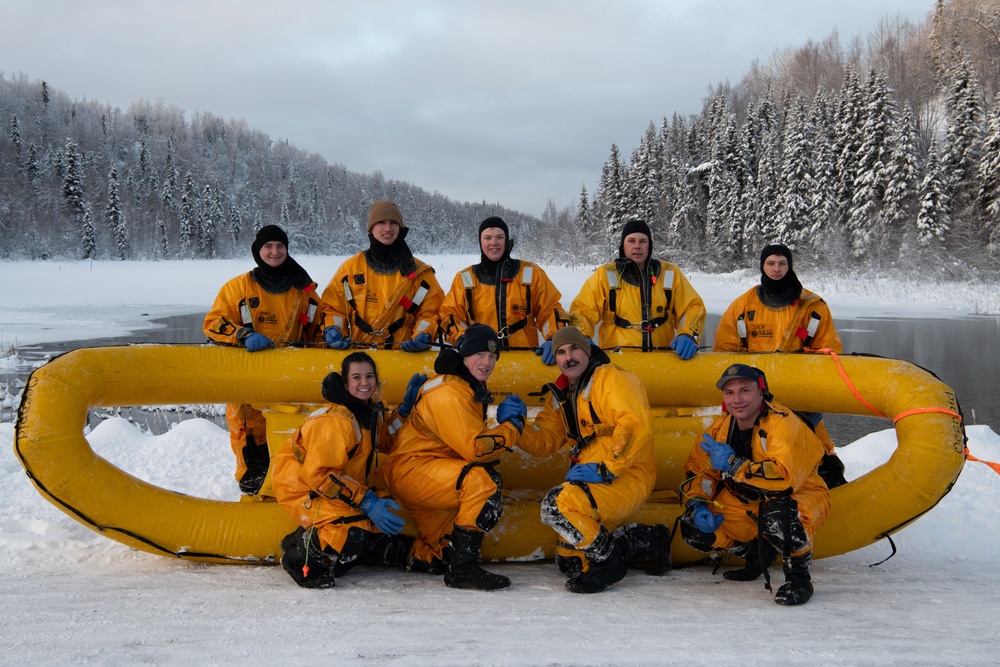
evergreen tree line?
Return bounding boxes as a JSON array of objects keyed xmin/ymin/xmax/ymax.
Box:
[
  {"xmin": 532, "ymin": 0, "xmax": 1000, "ymax": 276},
  {"xmin": 0, "ymin": 76, "xmax": 534, "ymax": 261}
]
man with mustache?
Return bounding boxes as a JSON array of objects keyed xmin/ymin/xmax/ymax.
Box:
[{"xmin": 517, "ymin": 326, "xmax": 669, "ymax": 593}]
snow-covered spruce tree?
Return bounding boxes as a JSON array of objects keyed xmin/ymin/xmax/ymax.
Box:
[
  {"xmin": 630, "ymin": 122, "xmax": 661, "ymax": 228},
  {"xmin": 81, "ymin": 205, "xmax": 96, "ymax": 260},
  {"xmin": 941, "ymin": 50, "xmax": 983, "ymax": 251},
  {"xmin": 595, "ymin": 143, "xmax": 628, "ymax": 258},
  {"xmin": 62, "ymin": 139, "xmax": 86, "ymax": 222},
  {"xmin": 809, "ymin": 88, "xmax": 839, "ymax": 259},
  {"xmin": 9, "ymin": 114, "xmax": 22, "ymax": 167},
  {"xmin": 105, "ymin": 166, "xmax": 128, "ymax": 260},
  {"xmin": 833, "ymin": 66, "xmax": 865, "ymax": 255},
  {"xmin": 198, "ymin": 184, "xmax": 217, "ymax": 258},
  {"xmin": 977, "ymin": 93, "xmax": 1000, "ymax": 255},
  {"xmin": 884, "ymin": 104, "xmax": 921, "ymax": 261},
  {"xmin": 178, "ymin": 172, "xmax": 196, "ymax": 257},
  {"xmin": 155, "ymin": 217, "xmax": 168, "ymax": 259},
  {"xmin": 916, "ymin": 140, "xmax": 950, "ymax": 250},
  {"xmin": 778, "ymin": 94, "xmax": 820, "ymax": 257},
  {"xmin": 229, "ymin": 202, "xmax": 242, "ymax": 243},
  {"xmin": 846, "ymin": 69, "xmax": 896, "ymax": 264},
  {"xmin": 160, "ymin": 139, "xmax": 177, "ymax": 212}
]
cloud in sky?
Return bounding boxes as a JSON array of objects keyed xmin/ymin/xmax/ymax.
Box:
[{"xmin": 1, "ymin": 0, "xmax": 932, "ymax": 216}]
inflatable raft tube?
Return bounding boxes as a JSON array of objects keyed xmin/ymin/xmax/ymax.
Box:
[{"xmin": 14, "ymin": 345, "xmax": 965, "ymax": 564}]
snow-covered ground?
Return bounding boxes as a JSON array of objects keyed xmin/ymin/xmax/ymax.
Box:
[{"xmin": 3, "ymin": 256, "xmax": 1000, "ymax": 665}]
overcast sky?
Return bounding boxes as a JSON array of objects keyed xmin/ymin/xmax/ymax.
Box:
[{"xmin": 2, "ymin": 1, "xmax": 933, "ymax": 217}]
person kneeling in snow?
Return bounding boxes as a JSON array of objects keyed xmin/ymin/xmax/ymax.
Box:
[
  {"xmin": 517, "ymin": 326, "xmax": 671, "ymax": 594},
  {"xmin": 272, "ymin": 352, "xmax": 431, "ymax": 588},
  {"xmin": 680, "ymin": 363, "xmax": 831, "ymax": 605},
  {"xmin": 383, "ymin": 324, "xmax": 526, "ymax": 591}
]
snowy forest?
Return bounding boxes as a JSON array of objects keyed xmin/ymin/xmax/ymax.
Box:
[
  {"xmin": 535, "ymin": 0, "xmax": 1000, "ymax": 276},
  {"xmin": 0, "ymin": 84, "xmax": 534, "ymax": 261},
  {"xmin": 2, "ymin": 0, "xmax": 1000, "ymax": 277}
]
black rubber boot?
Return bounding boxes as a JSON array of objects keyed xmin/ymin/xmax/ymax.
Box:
[
  {"xmin": 280, "ymin": 527, "xmax": 337, "ymax": 589},
  {"xmin": 443, "ymin": 526, "xmax": 510, "ymax": 591},
  {"xmin": 566, "ymin": 528, "xmax": 628, "ymax": 594},
  {"xmin": 724, "ymin": 538, "xmax": 779, "ymax": 582},
  {"xmin": 365, "ymin": 533, "xmax": 416, "ymax": 568},
  {"xmin": 615, "ymin": 522, "xmax": 672, "ymax": 576},
  {"xmin": 774, "ymin": 551, "xmax": 814, "ymax": 605}
]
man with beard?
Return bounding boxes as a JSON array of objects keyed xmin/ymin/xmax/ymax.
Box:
[
  {"xmin": 570, "ymin": 219, "xmax": 705, "ymax": 355},
  {"xmin": 712, "ymin": 242, "xmax": 846, "ymax": 488},
  {"xmin": 438, "ymin": 216, "xmax": 567, "ymax": 364},
  {"xmin": 204, "ymin": 225, "xmax": 325, "ymax": 494},
  {"xmin": 517, "ymin": 326, "xmax": 669, "ymax": 594},
  {"xmin": 320, "ymin": 200, "xmax": 444, "ymax": 351}
]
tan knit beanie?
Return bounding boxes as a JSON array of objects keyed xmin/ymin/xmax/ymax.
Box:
[
  {"xmin": 367, "ymin": 200, "xmax": 404, "ymax": 232},
  {"xmin": 551, "ymin": 326, "xmax": 592, "ymax": 358}
]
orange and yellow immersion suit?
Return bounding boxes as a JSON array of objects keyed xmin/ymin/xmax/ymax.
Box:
[
  {"xmin": 438, "ymin": 259, "xmax": 567, "ymax": 349},
  {"xmin": 680, "ymin": 401, "xmax": 831, "ymax": 558},
  {"xmin": 272, "ymin": 402, "xmax": 398, "ymax": 555},
  {"xmin": 203, "ymin": 271, "xmax": 323, "ymax": 493},
  {"xmin": 570, "ymin": 258, "xmax": 705, "ymax": 351},
  {"xmin": 712, "ymin": 286, "xmax": 842, "ymax": 354},
  {"xmin": 320, "ymin": 252, "xmax": 443, "ymax": 349},
  {"xmin": 518, "ymin": 350, "xmax": 657, "ymax": 569},
  {"xmin": 382, "ymin": 366, "xmax": 520, "ymax": 564}
]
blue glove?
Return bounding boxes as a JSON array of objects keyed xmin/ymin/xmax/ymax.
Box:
[
  {"xmin": 534, "ymin": 339, "xmax": 556, "ymax": 365},
  {"xmin": 324, "ymin": 326, "xmax": 351, "ymax": 350},
  {"xmin": 496, "ymin": 395, "xmax": 527, "ymax": 432},
  {"xmin": 359, "ymin": 489, "xmax": 405, "ymax": 535},
  {"xmin": 400, "ymin": 332, "xmax": 432, "ymax": 353},
  {"xmin": 690, "ymin": 504, "xmax": 724, "ymax": 533},
  {"xmin": 243, "ymin": 332, "xmax": 274, "ymax": 352},
  {"xmin": 670, "ymin": 334, "xmax": 698, "ymax": 360},
  {"xmin": 565, "ymin": 462, "xmax": 605, "ymax": 484},
  {"xmin": 398, "ymin": 373, "xmax": 427, "ymax": 417},
  {"xmin": 699, "ymin": 433, "xmax": 743, "ymax": 474}
]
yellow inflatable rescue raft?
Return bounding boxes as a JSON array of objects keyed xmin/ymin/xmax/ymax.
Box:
[{"xmin": 14, "ymin": 345, "xmax": 965, "ymax": 565}]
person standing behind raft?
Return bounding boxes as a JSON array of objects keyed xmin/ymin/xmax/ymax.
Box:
[
  {"xmin": 203, "ymin": 224, "xmax": 324, "ymax": 495},
  {"xmin": 383, "ymin": 324, "xmax": 527, "ymax": 590},
  {"xmin": 319, "ymin": 200, "xmax": 444, "ymax": 352},
  {"xmin": 439, "ymin": 216, "xmax": 568, "ymax": 364},
  {"xmin": 570, "ymin": 219, "xmax": 706, "ymax": 355},
  {"xmin": 272, "ymin": 352, "xmax": 432, "ymax": 588},
  {"xmin": 517, "ymin": 326, "xmax": 669, "ymax": 594},
  {"xmin": 679, "ymin": 363, "xmax": 830, "ymax": 605},
  {"xmin": 713, "ymin": 242, "xmax": 846, "ymax": 488}
]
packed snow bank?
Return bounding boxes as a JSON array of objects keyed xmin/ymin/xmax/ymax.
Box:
[{"xmin": 2, "ymin": 419, "xmax": 1000, "ymax": 664}]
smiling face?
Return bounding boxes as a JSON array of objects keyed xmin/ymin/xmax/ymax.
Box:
[
  {"xmin": 371, "ymin": 219, "xmax": 401, "ymax": 245},
  {"xmin": 462, "ymin": 351, "xmax": 498, "ymax": 383},
  {"xmin": 345, "ymin": 361, "xmax": 377, "ymax": 402},
  {"xmin": 258, "ymin": 240, "xmax": 287, "ymax": 268},
  {"xmin": 763, "ymin": 255, "xmax": 789, "ymax": 280},
  {"xmin": 555, "ymin": 343, "xmax": 590, "ymax": 381},
  {"xmin": 721, "ymin": 377, "xmax": 765, "ymax": 430},
  {"xmin": 480, "ymin": 228, "xmax": 507, "ymax": 262},
  {"xmin": 622, "ymin": 232, "xmax": 650, "ymax": 268}
]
